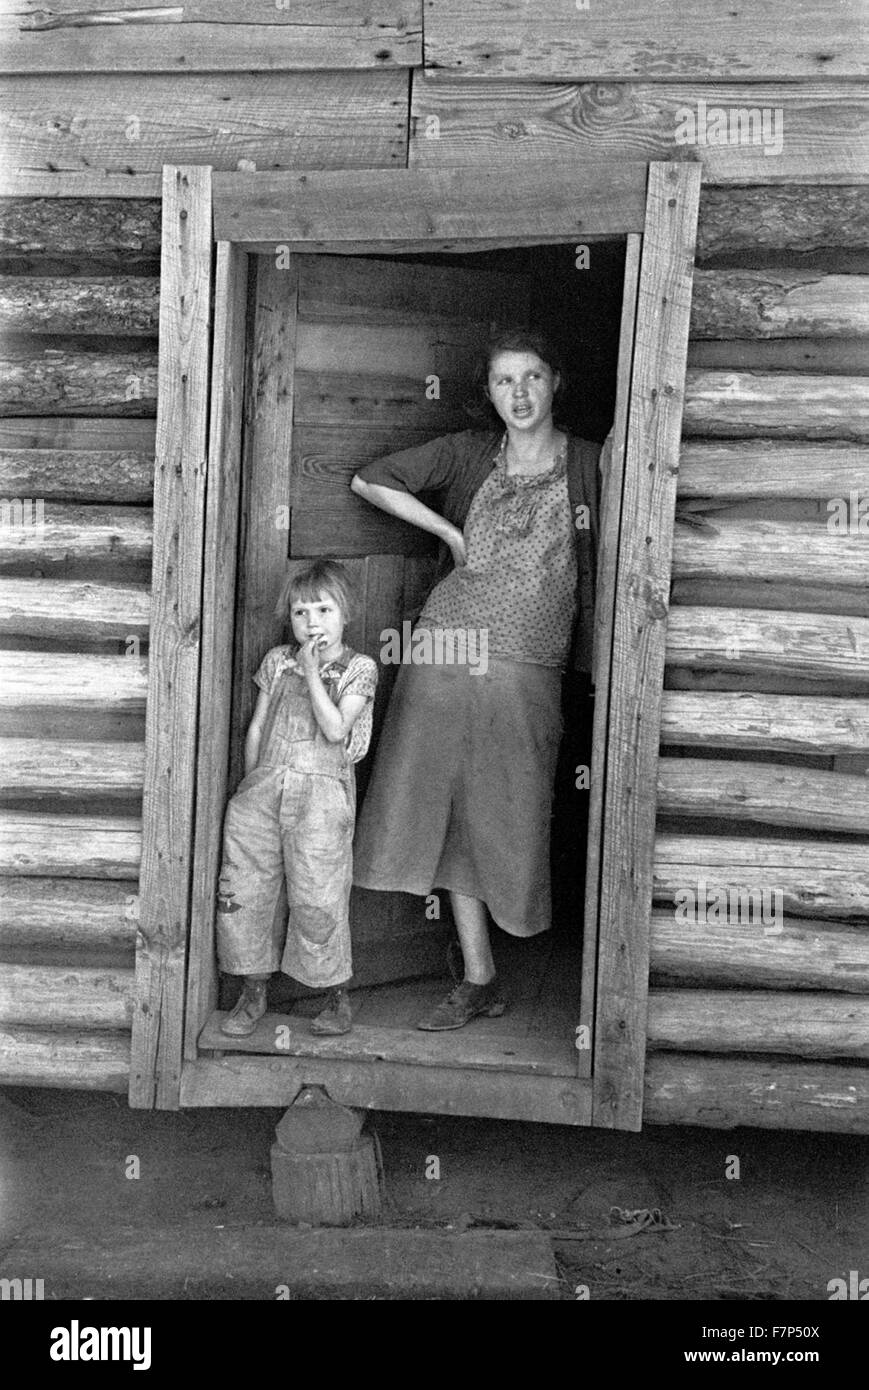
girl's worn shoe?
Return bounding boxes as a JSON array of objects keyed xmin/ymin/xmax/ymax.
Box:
[
  {"xmin": 310, "ymin": 988, "xmax": 352, "ymax": 1036},
  {"xmin": 417, "ymin": 977, "xmax": 506, "ymax": 1032},
  {"xmin": 221, "ymin": 978, "xmax": 268, "ymax": 1037}
]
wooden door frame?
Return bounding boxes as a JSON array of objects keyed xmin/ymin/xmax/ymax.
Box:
[{"xmin": 137, "ymin": 159, "xmax": 700, "ymax": 1124}]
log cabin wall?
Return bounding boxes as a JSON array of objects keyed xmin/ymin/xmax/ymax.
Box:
[{"xmin": 0, "ymin": 0, "xmax": 867, "ymax": 1126}]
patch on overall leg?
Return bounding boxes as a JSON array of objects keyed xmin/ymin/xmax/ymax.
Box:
[
  {"xmin": 216, "ymin": 891, "xmax": 243, "ymax": 914},
  {"xmin": 291, "ymin": 903, "xmax": 338, "ymax": 944}
]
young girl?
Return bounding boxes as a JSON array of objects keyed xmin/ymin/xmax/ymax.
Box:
[{"xmin": 216, "ymin": 559, "xmax": 378, "ymax": 1038}]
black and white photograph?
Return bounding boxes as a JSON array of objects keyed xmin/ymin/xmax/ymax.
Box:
[{"xmin": 0, "ymin": 0, "xmax": 866, "ymax": 1351}]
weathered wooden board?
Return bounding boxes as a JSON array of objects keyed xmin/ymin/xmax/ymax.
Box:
[
  {"xmin": 676, "ymin": 441, "xmax": 866, "ymax": 500},
  {"xmin": 0, "ymin": 1, "xmax": 421, "ymax": 72},
  {"xmin": 0, "ymin": 415, "xmax": 155, "ymax": 451},
  {"xmin": 0, "ymin": 345, "xmax": 157, "ymax": 414},
  {"xmin": 593, "ymin": 163, "xmax": 702, "ymax": 1132},
  {"xmin": 661, "ymin": 693, "xmax": 869, "ymax": 756},
  {"xmin": 0, "ymin": 446, "xmax": 154, "ymax": 502},
  {"xmin": 0, "ymin": 73, "xmax": 407, "ymax": 177},
  {"xmin": 644, "ymin": 1055, "xmax": 869, "ymax": 1133},
  {"xmin": 0, "ymin": 963, "xmax": 133, "ymax": 1030},
  {"xmin": 297, "ymin": 255, "xmax": 528, "ymax": 328},
  {"xmin": 185, "ymin": 241, "xmax": 248, "ymax": 1062},
  {"xmin": 0, "ymin": 651, "xmax": 147, "ymax": 710},
  {"xmin": 0, "ymin": 738, "xmax": 144, "ymax": 799},
  {"xmin": 650, "ymin": 910, "xmax": 869, "ymax": 994},
  {"xmin": 0, "ymin": 275, "xmax": 159, "ymax": 335},
  {"xmin": 0, "ymin": 504, "xmax": 152, "ymax": 569},
  {"xmin": 0, "ymin": 874, "xmax": 136, "ymax": 944},
  {"xmin": 131, "ymin": 166, "xmax": 211, "ymax": 1111},
  {"xmin": 213, "ymin": 164, "xmax": 647, "ymax": 248},
  {"xmin": 665, "ymin": 608, "xmax": 869, "ymax": 685},
  {"xmin": 410, "ymin": 76, "xmax": 869, "ymax": 178},
  {"xmin": 690, "ymin": 271, "xmax": 869, "ymax": 339},
  {"xmin": 672, "ymin": 519, "xmax": 868, "ymax": 590},
  {"xmin": 0, "ymin": 578, "xmax": 149, "ymax": 641},
  {"xmin": 0, "ymin": 811, "xmax": 142, "ymax": 877},
  {"xmin": 687, "ymin": 339, "xmax": 869, "ymax": 376},
  {"xmin": 422, "ymin": 2, "xmax": 869, "ymax": 80},
  {"xmin": 683, "ymin": 371, "xmax": 869, "ymax": 438},
  {"xmin": 671, "ymin": 578, "xmax": 869, "ymax": 621},
  {"xmin": 653, "ymin": 833, "xmax": 869, "ymax": 921},
  {"xmin": 657, "ymin": 758, "xmax": 869, "ymax": 836},
  {"xmin": 0, "ymin": 1024, "xmax": 129, "ymax": 1090},
  {"xmin": 648, "ymin": 990, "xmax": 869, "ymax": 1059},
  {"xmin": 294, "ymin": 371, "xmax": 470, "ymax": 431}
]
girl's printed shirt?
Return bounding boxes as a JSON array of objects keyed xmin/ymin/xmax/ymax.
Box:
[{"xmin": 254, "ymin": 644, "xmax": 379, "ymax": 764}]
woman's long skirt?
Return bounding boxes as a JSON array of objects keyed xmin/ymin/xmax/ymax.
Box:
[{"xmin": 353, "ymin": 657, "xmax": 563, "ymax": 937}]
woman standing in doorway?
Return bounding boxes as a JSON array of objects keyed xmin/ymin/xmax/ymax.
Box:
[{"xmin": 350, "ymin": 329, "xmax": 609, "ymax": 1031}]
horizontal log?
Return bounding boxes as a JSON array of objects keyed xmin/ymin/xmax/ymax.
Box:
[
  {"xmin": 0, "ymin": 578, "xmax": 149, "ymax": 639},
  {"xmin": 670, "ymin": 578, "xmax": 869, "ymax": 620},
  {"xmin": 672, "ymin": 519, "xmax": 868, "ymax": 589},
  {"xmin": 0, "ymin": 738, "xmax": 144, "ymax": 798},
  {"xmin": 0, "ymin": 197, "xmax": 160, "ymax": 255},
  {"xmin": 676, "ymin": 441, "xmax": 866, "ymax": 499},
  {"xmin": 0, "ymin": 445, "xmax": 153, "ymax": 502},
  {"xmin": 0, "ymin": 502, "xmax": 152, "ymax": 568},
  {"xmin": 690, "ymin": 271, "xmax": 869, "ymax": 339},
  {"xmin": 688, "ymin": 338, "xmax": 869, "ymax": 376},
  {"xmin": 0, "ymin": 72, "xmax": 407, "ymax": 178},
  {"xmin": 682, "ymin": 371, "xmax": 869, "ymax": 439},
  {"xmin": 0, "ymin": 1, "xmax": 421, "ymax": 72},
  {"xmin": 410, "ymin": 77, "xmax": 869, "ymax": 182},
  {"xmin": 0, "ymin": 651, "xmax": 147, "ymax": 710},
  {"xmin": 213, "ymin": 164, "xmax": 647, "ymax": 248},
  {"xmin": 0, "ymin": 346, "xmax": 157, "ymax": 414},
  {"xmin": 0, "ymin": 811, "xmax": 141, "ymax": 877},
  {"xmin": 643, "ymin": 1055, "xmax": 869, "ymax": 1133},
  {"xmin": 650, "ymin": 909, "xmax": 869, "ymax": 994},
  {"xmin": 0, "ymin": 275, "xmax": 159, "ymax": 335},
  {"xmin": 657, "ymin": 758, "xmax": 869, "ymax": 835},
  {"xmin": 0, "ymin": 963, "xmax": 133, "ymax": 1030},
  {"xmin": 0, "ymin": 1023, "xmax": 129, "ymax": 1090},
  {"xmin": 423, "ymin": 3, "xmax": 868, "ymax": 80},
  {"xmin": 661, "ymin": 692, "xmax": 869, "ymax": 756},
  {"xmin": 697, "ymin": 185, "xmax": 869, "ymax": 258},
  {"xmin": 648, "ymin": 990, "xmax": 869, "ymax": 1059},
  {"xmin": 653, "ymin": 832, "xmax": 869, "ymax": 920},
  {"xmin": 0, "ymin": 415, "xmax": 156, "ymax": 452},
  {"xmin": 665, "ymin": 607, "xmax": 869, "ymax": 684},
  {"xmin": 0, "ymin": 875, "xmax": 137, "ymax": 950}
]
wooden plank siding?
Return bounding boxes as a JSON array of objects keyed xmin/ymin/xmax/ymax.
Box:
[
  {"xmin": 0, "ymin": 2, "xmax": 422, "ymax": 73},
  {"xmin": 129, "ymin": 166, "xmax": 212, "ymax": 1109},
  {"xmin": 409, "ymin": 77, "xmax": 869, "ymax": 182},
  {"xmin": 421, "ymin": 1, "xmax": 869, "ymax": 80}
]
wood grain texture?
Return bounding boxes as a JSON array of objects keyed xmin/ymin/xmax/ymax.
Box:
[
  {"xmin": 0, "ymin": 504, "xmax": 152, "ymax": 569},
  {"xmin": 0, "ymin": 811, "xmax": 142, "ymax": 877},
  {"xmin": 697, "ymin": 185, "xmax": 869, "ymax": 257},
  {"xmin": 1, "ymin": 1, "xmax": 421, "ymax": 72},
  {"xmin": 0, "ymin": 345, "xmax": 157, "ymax": 415},
  {"xmin": 0, "ymin": 963, "xmax": 133, "ymax": 1030},
  {"xmin": 0, "ymin": 445, "xmax": 153, "ymax": 502},
  {"xmin": 644, "ymin": 1055, "xmax": 869, "ymax": 1133},
  {"xmin": 683, "ymin": 371, "xmax": 869, "ymax": 438},
  {"xmin": 647, "ymin": 990, "xmax": 869, "ymax": 1059},
  {"xmin": 0, "ymin": 738, "xmax": 144, "ymax": 799},
  {"xmin": 131, "ymin": 166, "xmax": 211, "ymax": 1111},
  {"xmin": 0, "ymin": 275, "xmax": 159, "ymax": 335},
  {"xmin": 0, "ymin": 1024, "xmax": 129, "ymax": 1090},
  {"xmin": 0, "ymin": 197, "xmax": 161, "ymax": 251},
  {"xmin": 579, "ymin": 235, "xmax": 641, "ymax": 1081},
  {"xmin": 410, "ymin": 75, "xmax": 869, "ymax": 178},
  {"xmin": 185, "ymin": 242, "xmax": 247, "ymax": 1062},
  {"xmin": 0, "ymin": 72, "xmax": 407, "ymax": 177},
  {"xmin": 665, "ymin": 608, "xmax": 869, "ymax": 684},
  {"xmin": 676, "ymin": 440, "xmax": 866, "ymax": 499},
  {"xmin": 653, "ymin": 833, "xmax": 869, "ymax": 921},
  {"xmin": 650, "ymin": 910, "xmax": 869, "ymax": 994},
  {"xmin": 0, "ymin": 875, "xmax": 137, "ymax": 950},
  {"xmin": 661, "ymin": 692, "xmax": 869, "ymax": 756},
  {"xmin": 687, "ymin": 338, "xmax": 869, "ymax": 376},
  {"xmin": 657, "ymin": 758, "xmax": 869, "ymax": 835},
  {"xmin": 0, "ymin": 416, "xmax": 155, "ymax": 451},
  {"xmin": 672, "ymin": 519, "xmax": 868, "ymax": 590},
  {"xmin": 690, "ymin": 271, "xmax": 869, "ymax": 339},
  {"xmin": 213, "ymin": 164, "xmax": 647, "ymax": 248},
  {"xmin": 0, "ymin": 650, "xmax": 147, "ymax": 710},
  {"xmin": 592, "ymin": 163, "xmax": 702, "ymax": 1132},
  {"xmin": 422, "ymin": 1, "xmax": 868, "ymax": 80},
  {"xmin": 0, "ymin": 578, "xmax": 149, "ymax": 640}
]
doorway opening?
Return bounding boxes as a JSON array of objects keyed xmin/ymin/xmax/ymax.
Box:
[{"xmin": 203, "ymin": 238, "xmax": 626, "ymax": 1074}]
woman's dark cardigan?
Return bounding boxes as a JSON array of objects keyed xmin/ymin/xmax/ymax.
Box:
[{"xmin": 356, "ymin": 428, "xmax": 608, "ymax": 678}]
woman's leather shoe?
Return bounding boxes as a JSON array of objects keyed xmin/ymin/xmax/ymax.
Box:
[{"xmin": 417, "ymin": 977, "xmax": 506, "ymax": 1031}]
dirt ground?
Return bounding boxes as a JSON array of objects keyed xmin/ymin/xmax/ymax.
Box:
[{"xmin": 0, "ymin": 1087, "xmax": 866, "ymax": 1300}]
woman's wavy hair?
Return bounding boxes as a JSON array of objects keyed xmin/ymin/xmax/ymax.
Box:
[{"xmin": 464, "ymin": 326, "xmax": 567, "ymax": 428}]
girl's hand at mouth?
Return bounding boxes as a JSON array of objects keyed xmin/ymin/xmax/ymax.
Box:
[{"xmin": 298, "ymin": 635, "xmax": 324, "ymax": 676}]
